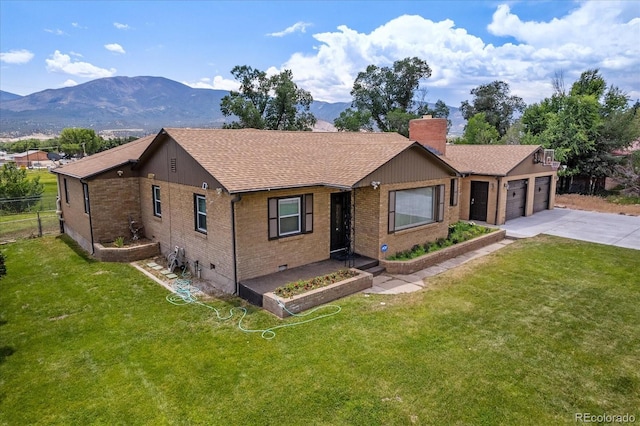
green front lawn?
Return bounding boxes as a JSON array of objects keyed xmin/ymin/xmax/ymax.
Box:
[{"xmin": 1, "ymin": 235, "xmax": 638, "ymax": 424}]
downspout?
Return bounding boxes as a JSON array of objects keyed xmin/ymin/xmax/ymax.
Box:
[
  {"xmin": 495, "ymin": 177, "xmax": 502, "ymax": 225},
  {"xmin": 231, "ymin": 193, "xmax": 242, "ymax": 295},
  {"xmin": 83, "ymin": 180, "xmax": 95, "ymax": 255}
]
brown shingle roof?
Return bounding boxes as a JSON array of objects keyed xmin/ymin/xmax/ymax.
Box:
[
  {"xmin": 162, "ymin": 128, "xmax": 456, "ymax": 193},
  {"xmin": 444, "ymin": 144, "xmax": 541, "ymax": 176},
  {"xmin": 52, "ymin": 135, "xmax": 155, "ymax": 179}
]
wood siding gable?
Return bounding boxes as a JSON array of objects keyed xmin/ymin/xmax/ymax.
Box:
[
  {"xmin": 137, "ymin": 135, "xmax": 223, "ymax": 190},
  {"xmin": 355, "ymin": 145, "xmax": 456, "ymax": 188}
]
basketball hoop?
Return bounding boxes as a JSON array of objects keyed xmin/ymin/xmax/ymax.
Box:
[{"xmin": 551, "ymin": 161, "xmax": 561, "ymax": 171}]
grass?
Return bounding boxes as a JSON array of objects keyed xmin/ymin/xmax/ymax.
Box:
[
  {"xmin": 0, "ymin": 170, "xmax": 59, "ymax": 240},
  {"xmin": 1, "ymin": 235, "xmax": 639, "ymax": 424},
  {"xmin": 387, "ymin": 221, "xmax": 494, "ymax": 260},
  {"xmin": 27, "ymin": 169, "xmax": 59, "ymax": 198}
]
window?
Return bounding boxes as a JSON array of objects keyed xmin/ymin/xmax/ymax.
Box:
[
  {"xmin": 278, "ymin": 198, "xmax": 301, "ymax": 236},
  {"xmin": 63, "ymin": 178, "xmax": 69, "ymax": 204},
  {"xmin": 450, "ymin": 178, "xmax": 459, "ymax": 206},
  {"xmin": 152, "ymin": 185, "xmax": 161, "ymax": 217},
  {"xmin": 388, "ymin": 185, "xmax": 445, "ymax": 233},
  {"xmin": 268, "ymin": 194, "xmax": 313, "ymax": 239},
  {"xmin": 82, "ymin": 183, "xmax": 90, "ymax": 214},
  {"xmin": 194, "ymin": 194, "xmax": 207, "ymax": 233}
]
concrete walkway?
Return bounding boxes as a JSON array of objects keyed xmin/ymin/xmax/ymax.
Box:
[
  {"xmin": 364, "ymin": 239, "xmax": 515, "ymax": 295},
  {"xmin": 499, "ymin": 208, "xmax": 640, "ymax": 250}
]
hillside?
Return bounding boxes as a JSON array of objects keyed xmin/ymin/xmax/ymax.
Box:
[{"xmin": 0, "ymin": 76, "xmax": 463, "ymax": 138}]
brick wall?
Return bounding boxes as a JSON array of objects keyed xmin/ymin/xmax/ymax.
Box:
[
  {"xmin": 381, "ymin": 229, "xmax": 506, "ymax": 274},
  {"xmin": 234, "ymin": 187, "xmax": 333, "ymax": 281},
  {"xmin": 58, "ymin": 175, "xmax": 93, "ymax": 253},
  {"xmin": 139, "ymin": 179, "xmax": 235, "ymax": 293},
  {"xmin": 378, "ymin": 178, "xmax": 460, "ymax": 259},
  {"xmin": 90, "ymin": 177, "xmax": 142, "ymax": 243},
  {"xmin": 409, "ymin": 116, "xmax": 448, "ymax": 155},
  {"xmin": 354, "ymin": 186, "xmax": 380, "ymax": 259},
  {"xmin": 262, "ymin": 269, "xmax": 373, "ymax": 318}
]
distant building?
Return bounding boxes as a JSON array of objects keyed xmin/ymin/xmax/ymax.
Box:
[{"xmin": 12, "ymin": 150, "xmax": 54, "ymax": 169}]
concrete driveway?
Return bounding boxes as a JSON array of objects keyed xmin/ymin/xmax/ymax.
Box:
[{"xmin": 500, "ymin": 208, "xmax": 640, "ymax": 250}]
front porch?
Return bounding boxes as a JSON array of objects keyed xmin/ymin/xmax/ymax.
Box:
[{"xmin": 239, "ymin": 255, "xmax": 378, "ymax": 307}]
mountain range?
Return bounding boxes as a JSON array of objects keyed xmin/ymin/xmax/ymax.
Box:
[{"xmin": 0, "ymin": 76, "xmax": 463, "ymax": 139}]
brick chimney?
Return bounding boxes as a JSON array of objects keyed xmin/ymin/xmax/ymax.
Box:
[{"xmin": 409, "ymin": 115, "xmax": 447, "ymax": 155}]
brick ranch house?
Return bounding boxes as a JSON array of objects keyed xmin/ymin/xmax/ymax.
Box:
[{"xmin": 52, "ymin": 126, "xmax": 461, "ymax": 295}]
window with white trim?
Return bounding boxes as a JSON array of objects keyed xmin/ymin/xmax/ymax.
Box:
[
  {"xmin": 152, "ymin": 185, "xmax": 161, "ymax": 217},
  {"xmin": 388, "ymin": 185, "xmax": 444, "ymax": 233},
  {"xmin": 194, "ymin": 194, "xmax": 207, "ymax": 233},
  {"xmin": 268, "ymin": 194, "xmax": 313, "ymax": 239},
  {"xmin": 278, "ymin": 198, "xmax": 301, "ymax": 236}
]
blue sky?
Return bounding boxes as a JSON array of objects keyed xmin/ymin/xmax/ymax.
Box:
[{"xmin": 1, "ymin": 0, "xmax": 639, "ymax": 107}]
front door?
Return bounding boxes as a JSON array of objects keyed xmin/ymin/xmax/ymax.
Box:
[
  {"xmin": 330, "ymin": 192, "xmax": 351, "ymax": 255},
  {"xmin": 469, "ymin": 181, "xmax": 489, "ymax": 222}
]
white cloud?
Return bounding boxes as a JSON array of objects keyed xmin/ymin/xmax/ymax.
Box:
[
  {"xmin": 105, "ymin": 43, "xmax": 126, "ymax": 54},
  {"xmin": 273, "ymin": 3, "xmax": 639, "ymax": 106},
  {"xmin": 61, "ymin": 79, "xmax": 78, "ymax": 87},
  {"xmin": 71, "ymin": 22, "xmax": 87, "ymax": 29},
  {"xmin": 45, "ymin": 50, "xmax": 116, "ymax": 78},
  {"xmin": 0, "ymin": 49, "xmax": 34, "ymax": 64},
  {"xmin": 44, "ymin": 28, "xmax": 66, "ymax": 36},
  {"xmin": 114, "ymin": 22, "xmax": 130, "ymax": 30},
  {"xmin": 183, "ymin": 76, "xmax": 239, "ymax": 91},
  {"xmin": 267, "ymin": 21, "xmax": 312, "ymax": 37}
]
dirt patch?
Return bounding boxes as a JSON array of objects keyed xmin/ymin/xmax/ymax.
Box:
[{"xmin": 555, "ymin": 194, "xmax": 640, "ymax": 216}]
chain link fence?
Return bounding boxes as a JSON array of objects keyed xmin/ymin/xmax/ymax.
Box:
[{"xmin": 0, "ymin": 195, "xmax": 61, "ymax": 242}]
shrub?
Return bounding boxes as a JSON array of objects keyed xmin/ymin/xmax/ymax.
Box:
[{"xmin": 387, "ymin": 222, "xmax": 494, "ymax": 260}]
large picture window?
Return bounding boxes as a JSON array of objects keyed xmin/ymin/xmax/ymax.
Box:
[
  {"xmin": 268, "ymin": 194, "xmax": 313, "ymax": 239},
  {"xmin": 194, "ymin": 194, "xmax": 207, "ymax": 233},
  {"xmin": 388, "ymin": 185, "xmax": 445, "ymax": 233},
  {"xmin": 152, "ymin": 185, "xmax": 162, "ymax": 217}
]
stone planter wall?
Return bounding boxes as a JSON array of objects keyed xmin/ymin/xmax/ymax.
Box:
[
  {"xmin": 263, "ymin": 269, "xmax": 373, "ymax": 318},
  {"xmin": 380, "ymin": 229, "xmax": 506, "ymax": 275},
  {"xmin": 93, "ymin": 241, "xmax": 160, "ymax": 262}
]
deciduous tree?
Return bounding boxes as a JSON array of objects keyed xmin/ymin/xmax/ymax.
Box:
[
  {"xmin": 459, "ymin": 113, "xmax": 500, "ymax": 144},
  {"xmin": 521, "ymin": 69, "xmax": 640, "ymax": 193},
  {"xmin": 0, "ymin": 163, "xmax": 45, "ymax": 213},
  {"xmin": 460, "ymin": 81, "xmax": 525, "ymax": 138},
  {"xmin": 220, "ymin": 66, "xmax": 316, "ymax": 131},
  {"xmin": 337, "ymin": 57, "xmax": 450, "ymax": 136},
  {"xmin": 59, "ymin": 128, "xmax": 103, "ymax": 156}
]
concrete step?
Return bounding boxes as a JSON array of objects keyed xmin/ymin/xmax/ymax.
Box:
[{"xmin": 363, "ymin": 265, "xmax": 386, "ymax": 276}]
